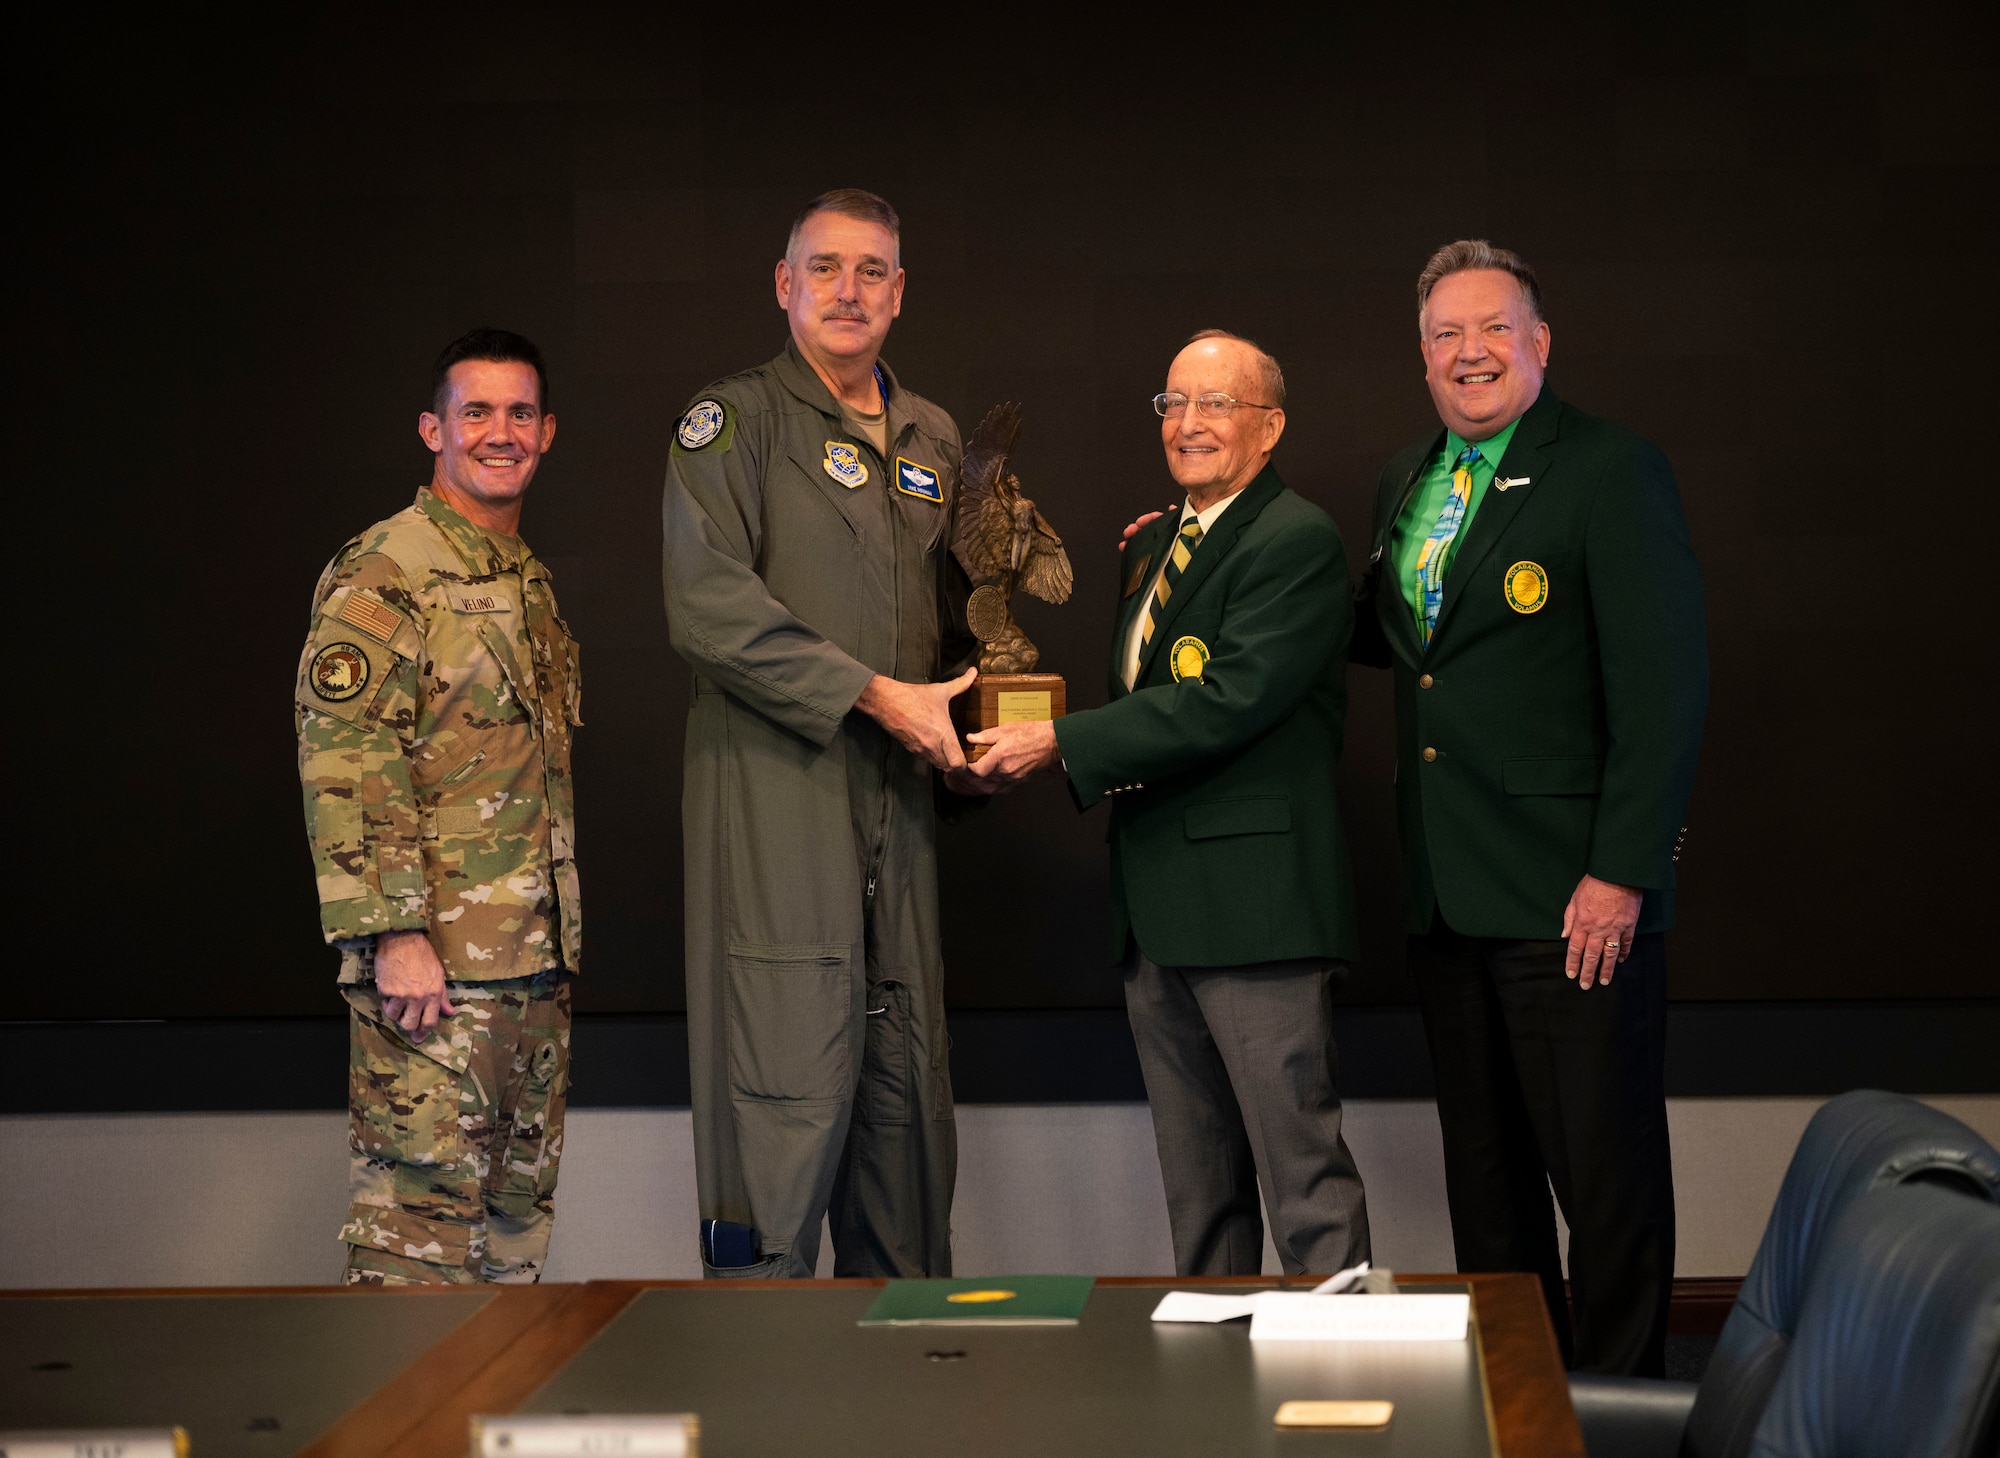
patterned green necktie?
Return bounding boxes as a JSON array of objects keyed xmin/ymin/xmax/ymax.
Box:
[
  {"xmin": 1142, "ymin": 516, "xmax": 1204, "ymax": 647},
  {"xmin": 1415, "ymin": 445, "xmax": 1479, "ymax": 644}
]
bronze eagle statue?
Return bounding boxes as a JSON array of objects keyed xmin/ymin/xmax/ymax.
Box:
[{"xmin": 952, "ymin": 402, "xmax": 1073, "ymax": 673}]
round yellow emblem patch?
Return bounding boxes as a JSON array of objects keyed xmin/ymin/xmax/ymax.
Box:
[
  {"xmin": 1170, "ymin": 636, "xmax": 1210, "ymax": 683},
  {"xmin": 310, "ymin": 641, "xmax": 370, "ymax": 702},
  {"xmin": 946, "ymin": 1289, "xmax": 1017, "ymax": 1304},
  {"xmin": 1169, "ymin": 635, "xmax": 1210, "ymax": 682},
  {"xmin": 1503, "ymin": 561, "xmax": 1549, "ymax": 614}
]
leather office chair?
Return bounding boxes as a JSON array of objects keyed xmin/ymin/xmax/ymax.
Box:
[
  {"xmin": 1746, "ymin": 1182, "xmax": 2000, "ymax": 1458},
  {"xmin": 1569, "ymin": 1090, "xmax": 2000, "ymax": 1458}
]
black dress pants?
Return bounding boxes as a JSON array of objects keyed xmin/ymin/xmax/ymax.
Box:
[{"xmin": 1409, "ymin": 921, "xmax": 1674, "ymax": 1376}]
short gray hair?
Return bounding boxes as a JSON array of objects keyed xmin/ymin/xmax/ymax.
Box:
[
  {"xmin": 787, "ymin": 188, "xmax": 901, "ymax": 263},
  {"xmin": 1184, "ymin": 328, "xmax": 1287, "ymax": 407},
  {"xmin": 1416, "ymin": 240, "xmax": 1543, "ymax": 333}
]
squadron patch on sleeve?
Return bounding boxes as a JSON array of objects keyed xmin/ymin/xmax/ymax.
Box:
[
  {"xmin": 310, "ymin": 642, "xmax": 371, "ymax": 702},
  {"xmin": 672, "ymin": 399, "xmax": 734, "ymax": 456},
  {"xmin": 895, "ymin": 457, "xmax": 943, "ymax": 502}
]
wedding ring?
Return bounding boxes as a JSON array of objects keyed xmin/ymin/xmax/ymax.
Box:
[{"xmin": 1604, "ymin": 938, "xmax": 1621, "ymax": 949}]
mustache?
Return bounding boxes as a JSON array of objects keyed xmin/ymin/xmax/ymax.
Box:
[{"xmin": 822, "ymin": 303, "xmax": 869, "ymax": 322}]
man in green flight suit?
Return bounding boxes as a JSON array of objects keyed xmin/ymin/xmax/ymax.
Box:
[
  {"xmin": 965, "ymin": 331, "xmax": 1371, "ymax": 1277},
  {"xmin": 1352, "ymin": 241, "xmax": 1708, "ymax": 1375},
  {"xmin": 662, "ymin": 189, "xmax": 978, "ymax": 1279}
]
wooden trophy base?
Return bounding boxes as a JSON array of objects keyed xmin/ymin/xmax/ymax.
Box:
[{"xmin": 957, "ymin": 672, "xmax": 1067, "ymax": 761}]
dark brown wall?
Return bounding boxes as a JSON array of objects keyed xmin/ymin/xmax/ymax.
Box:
[{"xmin": 17, "ymin": 6, "xmax": 1993, "ymax": 1019}]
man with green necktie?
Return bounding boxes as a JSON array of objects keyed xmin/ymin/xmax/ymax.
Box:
[{"xmin": 1353, "ymin": 240, "xmax": 1708, "ymax": 1376}]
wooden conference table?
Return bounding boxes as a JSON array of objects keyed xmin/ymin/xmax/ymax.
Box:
[{"xmin": 2, "ymin": 1274, "xmax": 1583, "ymax": 1457}]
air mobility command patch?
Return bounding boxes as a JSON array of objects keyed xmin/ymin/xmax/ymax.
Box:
[
  {"xmin": 895, "ymin": 457, "xmax": 943, "ymax": 502},
  {"xmin": 311, "ymin": 642, "xmax": 371, "ymax": 702},
  {"xmin": 672, "ymin": 399, "xmax": 733, "ymax": 455},
  {"xmin": 824, "ymin": 441, "xmax": 869, "ymax": 488},
  {"xmin": 1503, "ymin": 561, "xmax": 1549, "ymax": 614},
  {"xmin": 1170, "ymin": 635, "xmax": 1209, "ymax": 683}
]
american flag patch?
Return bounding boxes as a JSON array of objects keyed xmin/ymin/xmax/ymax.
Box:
[{"xmin": 338, "ymin": 591, "xmax": 401, "ymax": 643}]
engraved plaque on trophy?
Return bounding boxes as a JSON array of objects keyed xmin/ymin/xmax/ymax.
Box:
[{"xmin": 950, "ymin": 403, "xmax": 1073, "ymax": 761}]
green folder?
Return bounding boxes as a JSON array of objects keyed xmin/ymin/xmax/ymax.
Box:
[{"xmin": 858, "ymin": 1275, "xmax": 1096, "ymax": 1326}]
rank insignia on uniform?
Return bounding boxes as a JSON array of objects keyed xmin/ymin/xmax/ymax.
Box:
[
  {"xmin": 1122, "ymin": 553, "xmax": 1152, "ymax": 598},
  {"xmin": 1503, "ymin": 560, "xmax": 1549, "ymax": 614},
  {"xmin": 1169, "ymin": 635, "xmax": 1210, "ymax": 683},
  {"xmin": 895, "ymin": 456, "xmax": 943, "ymax": 502},
  {"xmin": 311, "ymin": 642, "xmax": 371, "ymax": 702},
  {"xmin": 677, "ymin": 399, "xmax": 726, "ymax": 450},
  {"xmin": 823, "ymin": 441, "xmax": 869, "ymax": 489}
]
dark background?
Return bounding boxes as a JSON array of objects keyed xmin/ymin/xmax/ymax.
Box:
[{"xmin": 13, "ymin": 5, "xmax": 1995, "ymax": 1032}]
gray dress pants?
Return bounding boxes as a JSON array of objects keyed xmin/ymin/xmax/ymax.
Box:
[{"xmin": 1125, "ymin": 954, "xmax": 1372, "ymax": 1276}]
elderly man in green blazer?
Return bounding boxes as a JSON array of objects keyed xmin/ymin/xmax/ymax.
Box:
[
  {"xmin": 1352, "ymin": 241, "xmax": 1707, "ymax": 1376},
  {"xmin": 962, "ymin": 330, "xmax": 1371, "ymax": 1277}
]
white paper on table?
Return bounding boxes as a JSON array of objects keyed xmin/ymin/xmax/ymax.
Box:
[
  {"xmin": 1149, "ymin": 1290, "xmax": 1261, "ymax": 1323},
  {"xmin": 1247, "ymin": 1291, "xmax": 1470, "ymax": 1342},
  {"xmin": 1310, "ymin": 1260, "xmax": 1372, "ymax": 1294}
]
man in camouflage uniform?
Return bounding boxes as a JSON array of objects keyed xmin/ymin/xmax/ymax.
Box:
[
  {"xmin": 663, "ymin": 189, "xmax": 976, "ymax": 1278},
  {"xmin": 296, "ymin": 328, "xmax": 582, "ymax": 1285}
]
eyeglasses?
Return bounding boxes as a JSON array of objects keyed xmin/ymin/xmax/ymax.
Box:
[{"xmin": 1153, "ymin": 391, "xmax": 1278, "ymax": 418}]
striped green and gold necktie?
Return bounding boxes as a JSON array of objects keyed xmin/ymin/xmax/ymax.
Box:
[{"xmin": 1142, "ymin": 516, "xmax": 1205, "ymax": 647}]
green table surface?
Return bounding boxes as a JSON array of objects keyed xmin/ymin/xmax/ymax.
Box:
[
  {"xmin": 518, "ymin": 1284, "xmax": 1494, "ymax": 1457},
  {"xmin": 1, "ymin": 1290, "xmax": 492, "ymax": 1456}
]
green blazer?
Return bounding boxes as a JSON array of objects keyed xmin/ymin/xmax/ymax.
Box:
[
  {"xmin": 1056, "ymin": 464, "xmax": 1358, "ymax": 967},
  {"xmin": 1352, "ymin": 385, "xmax": 1708, "ymax": 938}
]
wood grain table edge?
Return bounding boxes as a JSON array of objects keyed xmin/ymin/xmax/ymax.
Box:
[
  {"xmin": 298, "ymin": 1284, "xmax": 572, "ymax": 1458},
  {"xmin": 336, "ymin": 1281, "xmax": 642, "ymax": 1458},
  {"xmin": 1466, "ymin": 1273, "xmax": 1586, "ymax": 1458}
]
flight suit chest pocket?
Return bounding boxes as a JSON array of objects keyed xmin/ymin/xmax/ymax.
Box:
[{"xmin": 726, "ymin": 943, "xmax": 853, "ymax": 1102}]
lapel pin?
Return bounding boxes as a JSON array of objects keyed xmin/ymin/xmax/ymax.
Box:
[{"xmin": 1494, "ymin": 477, "xmax": 1529, "ymax": 492}]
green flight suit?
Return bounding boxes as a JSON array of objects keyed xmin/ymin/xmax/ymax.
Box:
[{"xmin": 662, "ymin": 341, "xmax": 972, "ymax": 1279}]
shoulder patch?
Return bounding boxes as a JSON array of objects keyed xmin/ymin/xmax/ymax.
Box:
[
  {"xmin": 310, "ymin": 642, "xmax": 371, "ymax": 702},
  {"xmin": 336, "ymin": 589, "xmax": 401, "ymax": 643},
  {"xmin": 895, "ymin": 456, "xmax": 943, "ymax": 502},
  {"xmin": 672, "ymin": 398, "xmax": 735, "ymax": 456}
]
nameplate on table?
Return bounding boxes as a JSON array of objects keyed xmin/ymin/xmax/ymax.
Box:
[
  {"xmin": 1150, "ymin": 1290, "xmax": 1469, "ymax": 1340},
  {"xmin": 0, "ymin": 1432, "xmax": 188, "ymax": 1458},
  {"xmin": 1249, "ymin": 1292, "xmax": 1469, "ymax": 1342},
  {"xmin": 468, "ymin": 1413, "xmax": 698, "ymax": 1456}
]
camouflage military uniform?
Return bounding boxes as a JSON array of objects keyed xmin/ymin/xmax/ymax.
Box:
[{"xmin": 296, "ymin": 487, "xmax": 581, "ymax": 1285}]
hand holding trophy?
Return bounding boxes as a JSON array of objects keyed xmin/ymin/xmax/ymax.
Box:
[{"xmin": 952, "ymin": 403, "xmax": 1073, "ymax": 763}]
